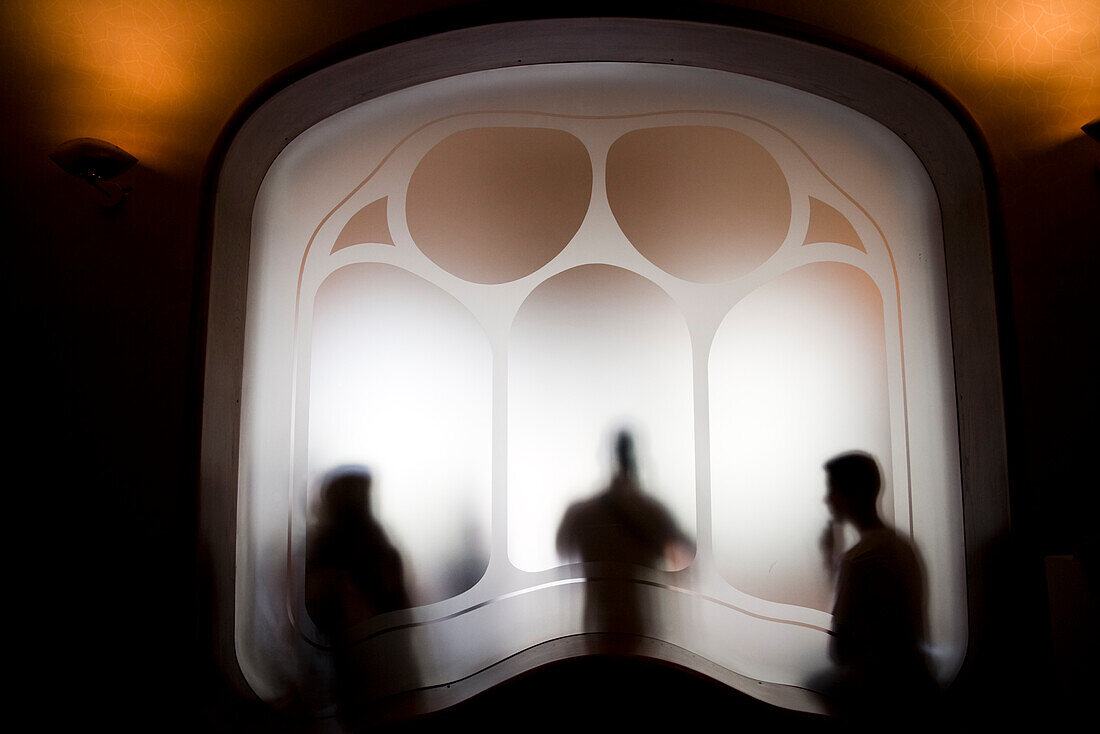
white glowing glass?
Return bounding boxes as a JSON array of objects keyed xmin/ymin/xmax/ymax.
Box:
[
  {"xmin": 710, "ymin": 262, "xmax": 894, "ymax": 612},
  {"xmin": 236, "ymin": 61, "xmax": 966, "ymax": 714},
  {"xmin": 307, "ymin": 264, "xmax": 492, "ymax": 605},
  {"xmin": 508, "ymin": 264, "xmax": 696, "ymax": 572}
]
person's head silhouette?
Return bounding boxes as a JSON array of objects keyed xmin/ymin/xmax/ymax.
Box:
[
  {"xmin": 824, "ymin": 452, "xmax": 882, "ymax": 530},
  {"xmin": 817, "ymin": 451, "xmax": 938, "ymax": 721},
  {"xmin": 614, "ymin": 430, "xmax": 637, "ymax": 477},
  {"xmin": 318, "ymin": 465, "xmax": 372, "ymax": 527}
]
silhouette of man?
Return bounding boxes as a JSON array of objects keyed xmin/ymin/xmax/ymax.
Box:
[
  {"xmin": 556, "ymin": 430, "xmax": 692, "ymax": 647},
  {"xmin": 819, "ymin": 451, "xmax": 937, "ymax": 723}
]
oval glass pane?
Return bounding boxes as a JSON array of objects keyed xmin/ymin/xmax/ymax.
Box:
[
  {"xmin": 607, "ymin": 126, "xmax": 791, "ymax": 283},
  {"xmin": 406, "ymin": 127, "xmax": 592, "ymax": 284}
]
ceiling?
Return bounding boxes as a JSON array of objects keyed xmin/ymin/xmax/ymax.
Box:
[{"xmin": 2, "ymin": 1, "xmax": 1097, "ymax": 176}]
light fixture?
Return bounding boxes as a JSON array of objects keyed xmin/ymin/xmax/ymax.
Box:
[
  {"xmin": 49, "ymin": 138, "xmax": 137, "ymax": 207},
  {"xmin": 1084, "ymin": 116, "xmax": 1100, "ymax": 142},
  {"xmin": 1084, "ymin": 117, "xmax": 1100, "ymax": 183}
]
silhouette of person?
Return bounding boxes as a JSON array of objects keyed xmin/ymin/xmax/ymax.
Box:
[
  {"xmin": 556, "ymin": 430, "xmax": 693, "ymax": 649},
  {"xmin": 305, "ymin": 465, "xmax": 411, "ymax": 724},
  {"xmin": 817, "ymin": 451, "xmax": 938, "ymax": 725}
]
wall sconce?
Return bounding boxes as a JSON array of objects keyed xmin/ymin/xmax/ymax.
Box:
[
  {"xmin": 1084, "ymin": 117, "xmax": 1100, "ymax": 184},
  {"xmin": 1083, "ymin": 116, "xmax": 1100, "ymax": 142},
  {"xmin": 49, "ymin": 138, "xmax": 137, "ymax": 208}
]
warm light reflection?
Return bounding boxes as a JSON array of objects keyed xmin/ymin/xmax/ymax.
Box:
[
  {"xmin": 21, "ymin": 0, "xmax": 245, "ymax": 166},
  {"xmin": 32, "ymin": 0, "xmax": 230, "ymax": 106},
  {"xmin": 861, "ymin": 0, "xmax": 1100, "ymax": 146},
  {"xmin": 961, "ymin": 0, "xmax": 1099, "ymax": 72},
  {"xmin": 9, "ymin": 1, "xmax": 1098, "ymax": 169}
]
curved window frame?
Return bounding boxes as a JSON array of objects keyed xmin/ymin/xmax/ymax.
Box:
[{"xmin": 198, "ymin": 15, "xmax": 1009, "ymax": 721}]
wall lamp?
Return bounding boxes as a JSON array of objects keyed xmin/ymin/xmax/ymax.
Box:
[
  {"xmin": 1084, "ymin": 116, "xmax": 1100, "ymax": 142},
  {"xmin": 1085, "ymin": 117, "xmax": 1100, "ymax": 184},
  {"xmin": 50, "ymin": 138, "xmax": 137, "ymax": 208}
]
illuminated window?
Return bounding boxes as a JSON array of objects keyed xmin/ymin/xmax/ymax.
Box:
[{"xmin": 202, "ymin": 22, "xmax": 1006, "ymax": 721}]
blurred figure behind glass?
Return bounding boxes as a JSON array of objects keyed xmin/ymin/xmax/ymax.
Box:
[
  {"xmin": 816, "ymin": 451, "xmax": 939, "ymax": 727},
  {"xmin": 556, "ymin": 430, "xmax": 693, "ymax": 650},
  {"xmin": 305, "ymin": 465, "xmax": 411, "ymax": 725}
]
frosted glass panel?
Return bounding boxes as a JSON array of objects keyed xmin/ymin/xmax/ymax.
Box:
[
  {"xmin": 607, "ymin": 126, "xmax": 790, "ymax": 282},
  {"xmin": 710, "ymin": 262, "xmax": 892, "ymax": 611},
  {"xmin": 236, "ymin": 61, "xmax": 966, "ymax": 715},
  {"xmin": 307, "ymin": 264, "xmax": 492, "ymax": 606},
  {"xmin": 406, "ymin": 127, "xmax": 592, "ymax": 283},
  {"xmin": 509, "ymin": 264, "xmax": 696, "ymax": 572}
]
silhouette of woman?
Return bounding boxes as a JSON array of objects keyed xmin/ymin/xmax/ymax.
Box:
[{"xmin": 305, "ymin": 466, "xmax": 411, "ymax": 723}]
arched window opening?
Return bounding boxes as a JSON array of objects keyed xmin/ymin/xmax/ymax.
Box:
[{"xmin": 200, "ymin": 20, "xmax": 1006, "ymax": 723}]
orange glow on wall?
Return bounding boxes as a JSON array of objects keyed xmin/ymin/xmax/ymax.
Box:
[
  {"xmin": 846, "ymin": 0, "xmax": 1100, "ymax": 148},
  {"xmin": 961, "ymin": 0, "xmax": 1098, "ymax": 72},
  {"xmin": 943, "ymin": 0, "xmax": 1099, "ymax": 140},
  {"xmin": 5, "ymin": 1, "xmax": 1097, "ymax": 168},
  {"xmin": 19, "ymin": 0, "xmax": 245, "ymax": 168},
  {"xmin": 34, "ymin": 1, "xmax": 207, "ymax": 107}
]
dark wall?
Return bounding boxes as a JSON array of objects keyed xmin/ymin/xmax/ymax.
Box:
[
  {"xmin": 998, "ymin": 138, "xmax": 1100, "ymax": 554},
  {"xmin": 9, "ymin": 149, "xmax": 204, "ymax": 730}
]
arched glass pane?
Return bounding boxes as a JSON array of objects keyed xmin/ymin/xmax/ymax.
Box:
[
  {"xmin": 508, "ymin": 264, "xmax": 696, "ymax": 573},
  {"xmin": 307, "ymin": 263, "xmax": 492, "ymax": 609},
  {"xmin": 710, "ymin": 262, "xmax": 892, "ymax": 612}
]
